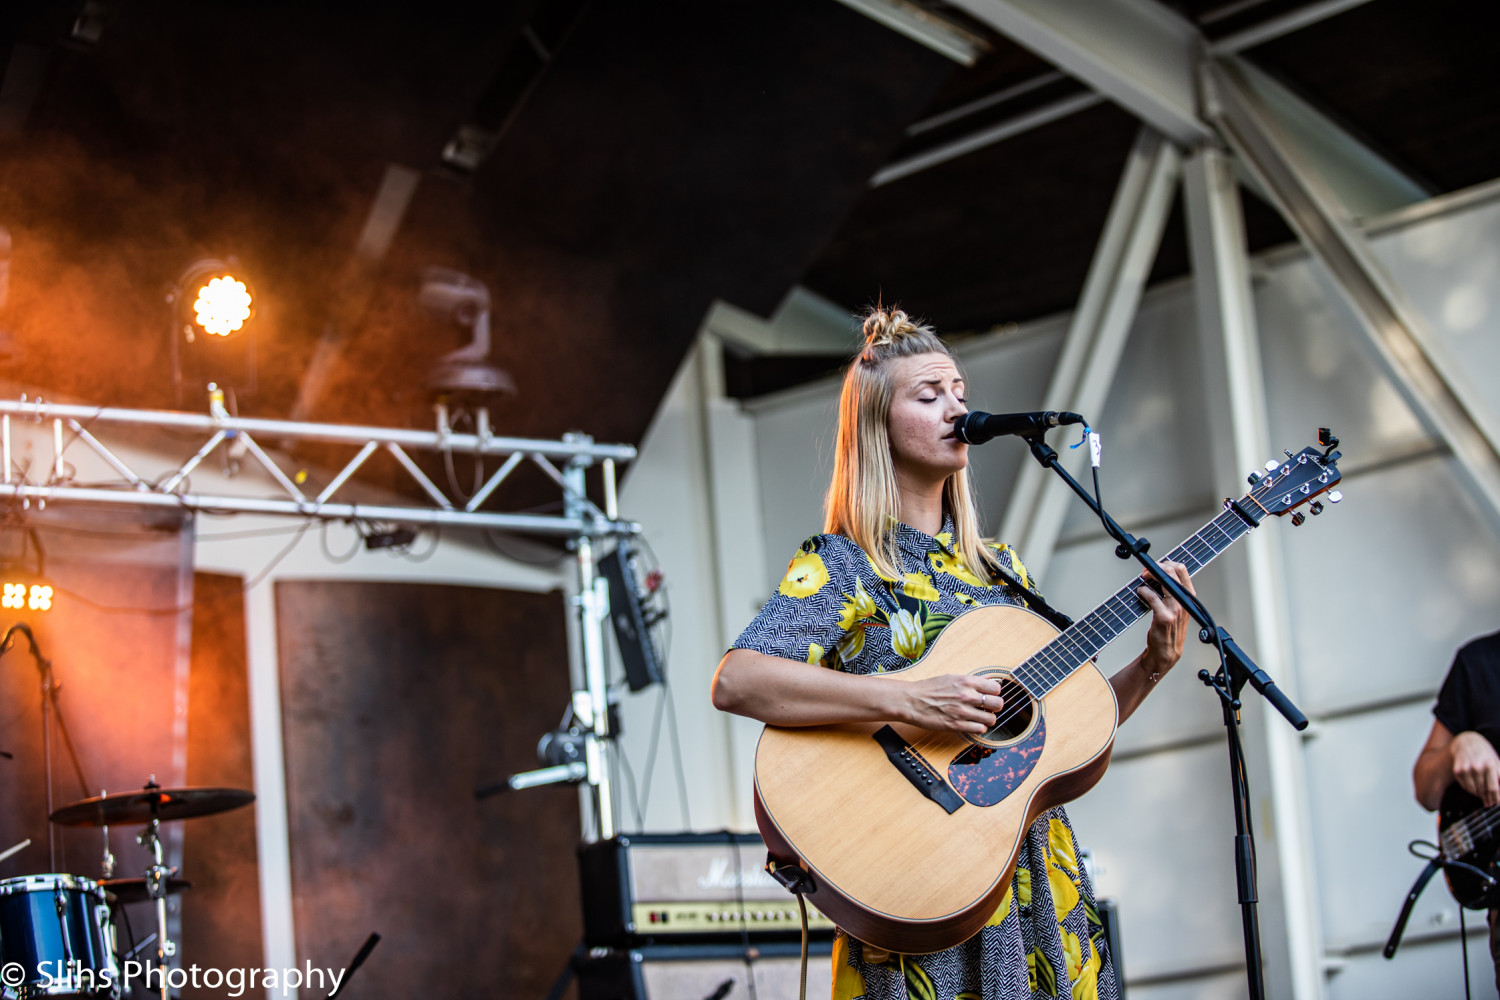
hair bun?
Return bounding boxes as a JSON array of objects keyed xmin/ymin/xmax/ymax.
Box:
[{"xmin": 862, "ymin": 306, "xmax": 918, "ymax": 348}]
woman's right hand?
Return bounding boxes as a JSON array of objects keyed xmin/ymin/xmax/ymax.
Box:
[{"xmin": 901, "ymin": 673, "xmax": 1005, "ymax": 733}]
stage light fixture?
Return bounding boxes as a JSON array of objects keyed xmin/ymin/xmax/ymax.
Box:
[
  {"xmin": 172, "ymin": 259, "xmax": 254, "ymax": 343},
  {"xmin": 169, "ymin": 256, "xmax": 258, "ymax": 401},
  {"xmin": 2, "ymin": 579, "xmax": 52, "ymax": 613},
  {"xmin": 192, "ymin": 275, "xmax": 253, "ymax": 337}
]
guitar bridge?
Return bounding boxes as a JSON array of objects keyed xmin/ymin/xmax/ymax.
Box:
[{"xmin": 873, "ymin": 726, "xmax": 964, "ymax": 814}]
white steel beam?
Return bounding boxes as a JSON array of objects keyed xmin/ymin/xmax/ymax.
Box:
[
  {"xmin": 997, "ymin": 127, "xmax": 1180, "ymax": 578},
  {"xmin": 945, "ymin": 0, "xmax": 1211, "ymax": 146},
  {"xmin": 879, "ymin": 1, "xmax": 1401, "ymax": 189},
  {"xmin": 1204, "ymin": 55, "xmax": 1500, "ymax": 536},
  {"xmin": 1184, "ymin": 145, "xmax": 1326, "ymax": 1000},
  {"xmin": 831, "ymin": 0, "xmax": 992, "ymax": 65},
  {"xmin": 244, "ymin": 583, "xmax": 299, "ymax": 1000}
]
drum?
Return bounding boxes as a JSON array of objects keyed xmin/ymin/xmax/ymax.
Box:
[{"xmin": 0, "ymin": 875, "xmax": 119, "ymax": 998}]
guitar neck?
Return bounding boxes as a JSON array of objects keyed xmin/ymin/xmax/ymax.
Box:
[{"xmin": 1013, "ymin": 507, "xmax": 1253, "ymax": 698}]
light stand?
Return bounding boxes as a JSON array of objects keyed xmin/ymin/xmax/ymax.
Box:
[
  {"xmin": 474, "ymin": 437, "xmax": 627, "ymax": 839},
  {"xmin": 1018, "ymin": 429, "xmax": 1310, "ymax": 1000}
]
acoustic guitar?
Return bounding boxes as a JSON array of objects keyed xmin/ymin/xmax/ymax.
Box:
[
  {"xmin": 754, "ymin": 441, "xmax": 1343, "ymax": 954},
  {"xmin": 1438, "ymin": 782, "xmax": 1500, "ymax": 909}
]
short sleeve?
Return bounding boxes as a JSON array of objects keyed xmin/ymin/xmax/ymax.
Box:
[
  {"xmin": 732, "ymin": 536, "xmax": 860, "ymax": 667},
  {"xmin": 1436, "ymin": 646, "xmax": 1475, "ymax": 736}
]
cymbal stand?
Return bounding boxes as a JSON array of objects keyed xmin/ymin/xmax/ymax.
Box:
[{"xmin": 137, "ymin": 805, "xmax": 176, "ymax": 1000}]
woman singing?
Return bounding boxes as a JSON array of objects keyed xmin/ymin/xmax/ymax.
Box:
[{"xmin": 711, "ymin": 306, "xmax": 1194, "ymax": 1000}]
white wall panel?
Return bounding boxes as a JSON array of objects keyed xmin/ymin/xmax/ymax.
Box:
[
  {"xmin": 1279, "ymin": 453, "xmax": 1500, "ymax": 715},
  {"xmin": 1255, "ymin": 256, "xmax": 1432, "ymax": 467},
  {"xmin": 749, "ymin": 384, "xmax": 840, "ymax": 594},
  {"xmin": 1370, "ymin": 197, "xmax": 1500, "ymax": 425},
  {"xmin": 1128, "ymin": 969, "xmax": 1248, "ymax": 1000},
  {"xmin": 1067, "ymin": 743, "xmax": 1245, "ymax": 981},
  {"xmin": 1325, "ymin": 934, "xmax": 1496, "ymax": 1000}
]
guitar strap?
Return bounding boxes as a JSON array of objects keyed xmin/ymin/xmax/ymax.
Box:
[
  {"xmin": 990, "ymin": 562, "xmax": 1074, "ymax": 632},
  {"xmin": 1383, "ymin": 857, "xmax": 1443, "ymax": 959}
]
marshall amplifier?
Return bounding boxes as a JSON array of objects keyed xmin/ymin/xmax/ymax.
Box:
[
  {"xmin": 576, "ymin": 940, "xmax": 835, "ymax": 1000},
  {"xmin": 578, "ymin": 832, "xmax": 836, "ymax": 946}
]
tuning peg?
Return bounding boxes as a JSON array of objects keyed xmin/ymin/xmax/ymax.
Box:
[
  {"xmin": 1247, "ymin": 471, "xmax": 1263, "ymax": 486},
  {"xmin": 1309, "ymin": 501, "xmax": 1325, "ymax": 516},
  {"xmin": 1291, "ymin": 512, "xmax": 1306, "ymax": 526},
  {"xmin": 1328, "ymin": 490, "xmax": 1343, "ymax": 503}
]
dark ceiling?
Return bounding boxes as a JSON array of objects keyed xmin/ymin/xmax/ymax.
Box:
[{"xmin": 1, "ymin": 0, "xmax": 1497, "ymax": 489}]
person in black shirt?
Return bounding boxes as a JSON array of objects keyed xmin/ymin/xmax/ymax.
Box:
[{"xmin": 1413, "ymin": 629, "xmax": 1500, "ymax": 989}]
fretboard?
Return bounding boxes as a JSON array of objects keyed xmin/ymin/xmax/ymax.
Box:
[{"xmin": 1012, "ymin": 507, "xmax": 1253, "ymax": 698}]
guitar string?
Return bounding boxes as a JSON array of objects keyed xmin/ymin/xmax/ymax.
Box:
[
  {"xmin": 898, "ymin": 460, "xmax": 1328, "ymax": 775},
  {"xmin": 1454, "ymin": 803, "xmax": 1500, "ymax": 845},
  {"xmin": 903, "ymin": 517, "xmax": 1233, "ymax": 758},
  {"xmin": 901, "ymin": 511, "xmax": 1244, "ymax": 761}
]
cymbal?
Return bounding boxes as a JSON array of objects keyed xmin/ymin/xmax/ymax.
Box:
[
  {"xmin": 49, "ymin": 787, "xmax": 255, "ymax": 827},
  {"xmin": 100, "ymin": 877, "xmax": 192, "ymax": 905}
]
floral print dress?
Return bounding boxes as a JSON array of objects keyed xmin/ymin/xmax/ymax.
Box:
[{"xmin": 732, "ymin": 516, "xmax": 1118, "ymax": 1000}]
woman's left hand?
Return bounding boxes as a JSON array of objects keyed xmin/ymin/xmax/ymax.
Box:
[{"xmin": 1137, "ymin": 559, "xmax": 1195, "ymax": 679}]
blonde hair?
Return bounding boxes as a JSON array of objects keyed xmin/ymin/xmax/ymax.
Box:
[{"xmin": 823, "ymin": 305, "xmax": 999, "ymax": 583}]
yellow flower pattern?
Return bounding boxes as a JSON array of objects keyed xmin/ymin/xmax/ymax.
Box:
[
  {"xmin": 1046, "ymin": 818, "xmax": 1081, "ymax": 915},
  {"xmin": 928, "ymin": 548, "xmax": 987, "ymax": 588},
  {"xmin": 889, "ymin": 608, "xmax": 925, "ymax": 659},
  {"xmin": 902, "ymin": 571, "xmax": 940, "ymax": 601},
  {"xmin": 838, "ymin": 577, "xmax": 879, "ymax": 630},
  {"xmin": 779, "ymin": 549, "xmax": 830, "ymax": 598}
]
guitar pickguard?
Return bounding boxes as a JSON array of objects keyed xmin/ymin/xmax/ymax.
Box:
[{"xmin": 947, "ymin": 711, "xmax": 1047, "ymax": 807}]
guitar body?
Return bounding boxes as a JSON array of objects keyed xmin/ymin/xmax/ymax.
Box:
[
  {"xmin": 754, "ymin": 602, "xmax": 1118, "ymax": 954},
  {"xmin": 1438, "ymin": 782, "xmax": 1500, "ymax": 910}
]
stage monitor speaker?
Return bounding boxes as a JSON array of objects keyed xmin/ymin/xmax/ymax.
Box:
[
  {"xmin": 577, "ymin": 941, "xmax": 834, "ymax": 1000},
  {"xmin": 600, "ymin": 541, "xmax": 663, "ymax": 691}
]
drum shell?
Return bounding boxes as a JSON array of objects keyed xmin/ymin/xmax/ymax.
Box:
[{"xmin": 0, "ymin": 874, "xmax": 120, "ymax": 999}]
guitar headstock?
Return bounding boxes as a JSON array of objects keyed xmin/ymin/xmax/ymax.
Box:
[{"xmin": 1233, "ymin": 433, "xmax": 1343, "ymax": 526}]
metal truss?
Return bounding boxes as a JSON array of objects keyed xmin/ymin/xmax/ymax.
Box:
[
  {"xmin": 0, "ymin": 397, "xmax": 639, "ymax": 537},
  {"xmin": 0, "ymin": 394, "xmax": 640, "ymax": 849}
]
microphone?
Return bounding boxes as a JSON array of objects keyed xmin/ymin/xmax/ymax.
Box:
[{"xmin": 953, "ymin": 410, "xmax": 1084, "ymax": 445}]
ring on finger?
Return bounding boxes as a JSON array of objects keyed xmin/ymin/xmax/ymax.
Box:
[{"xmin": 980, "ymin": 693, "xmax": 987, "ymax": 710}]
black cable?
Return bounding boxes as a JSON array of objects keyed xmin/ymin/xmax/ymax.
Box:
[
  {"xmin": 318, "ymin": 520, "xmax": 364, "ymax": 564},
  {"xmin": 636, "ymin": 680, "xmax": 670, "ymax": 820},
  {"xmin": 1461, "ymin": 905, "xmax": 1472, "ymax": 1000},
  {"xmin": 482, "ymin": 528, "xmax": 569, "ymax": 567},
  {"xmin": 395, "ymin": 526, "xmax": 440, "ymax": 562},
  {"xmin": 662, "ymin": 676, "xmax": 692, "ymax": 829}
]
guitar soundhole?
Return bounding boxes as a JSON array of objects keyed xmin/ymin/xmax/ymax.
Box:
[{"xmin": 983, "ymin": 677, "xmax": 1035, "ymax": 742}]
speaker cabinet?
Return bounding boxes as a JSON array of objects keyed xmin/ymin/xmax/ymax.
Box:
[{"xmin": 577, "ymin": 941, "xmax": 834, "ymax": 1000}]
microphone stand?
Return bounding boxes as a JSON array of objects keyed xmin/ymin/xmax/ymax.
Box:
[{"xmin": 1017, "ymin": 432, "xmax": 1308, "ymax": 1000}]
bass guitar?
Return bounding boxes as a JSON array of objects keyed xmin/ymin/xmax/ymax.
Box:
[
  {"xmin": 754, "ymin": 440, "xmax": 1343, "ymax": 954},
  {"xmin": 1438, "ymin": 782, "xmax": 1500, "ymax": 909}
]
